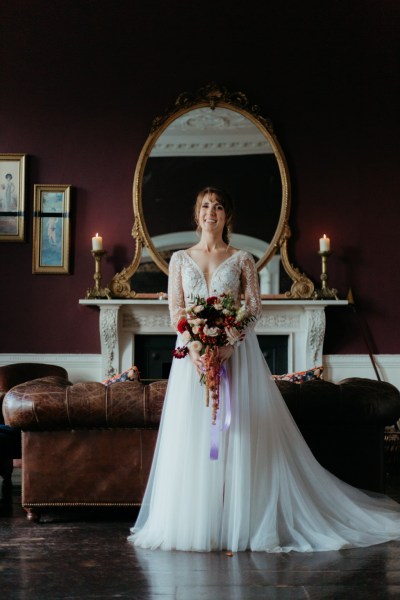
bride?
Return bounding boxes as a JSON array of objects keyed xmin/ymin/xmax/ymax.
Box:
[{"xmin": 129, "ymin": 186, "xmax": 400, "ymax": 552}]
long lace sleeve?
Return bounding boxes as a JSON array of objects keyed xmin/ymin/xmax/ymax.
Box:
[
  {"xmin": 236, "ymin": 252, "xmax": 262, "ymax": 344},
  {"xmin": 168, "ymin": 252, "xmax": 185, "ymax": 331}
]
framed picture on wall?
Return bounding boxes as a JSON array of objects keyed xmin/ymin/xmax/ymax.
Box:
[
  {"xmin": 0, "ymin": 153, "xmax": 26, "ymax": 242},
  {"xmin": 32, "ymin": 184, "xmax": 71, "ymax": 274}
]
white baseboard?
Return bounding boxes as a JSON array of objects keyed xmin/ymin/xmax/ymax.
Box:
[
  {"xmin": 0, "ymin": 353, "xmax": 399, "ymax": 391},
  {"xmin": 324, "ymin": 354, "xmax": 400, "ymax": 390}
]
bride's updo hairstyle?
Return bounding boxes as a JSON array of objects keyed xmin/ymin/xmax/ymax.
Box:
[{"xmin": 194, "ymin": 186, "xmax": 234, "ymax": 245}]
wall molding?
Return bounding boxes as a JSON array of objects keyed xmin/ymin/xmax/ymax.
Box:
[
  {"xmin": 0, "ymin": 353, "xmax": 399, "ymax": 391},
  {"xmin": 0, "ymin": 354, "xmax": 102, "ymax": 384},
  {"xmin": 324, "ymin": 354, "xmax": 400, "ymax": 390}
]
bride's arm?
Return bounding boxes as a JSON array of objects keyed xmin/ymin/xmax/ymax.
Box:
[
  {"xmin": 226, "ymin": 252, "xmax": 261, "ymax": 352},
  {"xmin": 168, "ymin": 252, "xmax": 185, "ymax": 330},
  {"xmin": 241, "ymin": 252, "xmax": 262, "ymax": 323},
  {"xmin": 168, "ymin": 252, "xmax": 203, "ymax": 373},
  {"xmin": 220, "ymin": 252, "xmax": 262, "ymax": 361}
]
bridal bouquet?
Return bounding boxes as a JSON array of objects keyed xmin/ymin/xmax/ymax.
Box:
[{"xmin": 173, "ymin": 292, "xmax": 254, "ymax": 425}]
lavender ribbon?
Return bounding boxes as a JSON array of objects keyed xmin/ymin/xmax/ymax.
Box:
[{"xmin": 210, "ymin": 364, "xmax": 231, "ymax": 460}]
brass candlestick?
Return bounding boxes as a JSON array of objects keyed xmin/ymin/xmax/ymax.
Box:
[
  {"xmin": 86, "ymin": 250, "xmax": 111, "ymax": 299},
  {"xmin": 313, "ymin": 250, "xmax": 338, "ymax": 300}
]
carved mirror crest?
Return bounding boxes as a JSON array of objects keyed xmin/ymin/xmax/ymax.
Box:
[{"xmin": 110, "ymin": 84, "xmax": 314, "ymax": 299}]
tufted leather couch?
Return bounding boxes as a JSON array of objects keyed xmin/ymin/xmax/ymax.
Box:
[
  {"xmin": 3, "ymin": 375, "xmax": 400, "ymax": 521},
  {"xmin": 0, "ymin": 363, "xmax": 68, "ymax": 484}
]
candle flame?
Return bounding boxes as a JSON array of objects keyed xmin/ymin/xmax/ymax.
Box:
[{"xmin": 95, "ymin": 233, "xmax": 99, "ymax": 237}]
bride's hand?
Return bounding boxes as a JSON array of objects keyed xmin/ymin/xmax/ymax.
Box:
[
  {"xmin": 188, "ymin": 347, "xmax": 204, "ymax": 376},
  {"xmin": 218, "ymin": 345, "xmax": 234, "ymax": 363}
]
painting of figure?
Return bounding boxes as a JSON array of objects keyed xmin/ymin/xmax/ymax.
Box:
[
  {"xmin": 40, "ymin": 193, "xmax": 63, "ymax": 266},
  {"xmin": 0, "ymin": 154, "xmax": 25, "ymax": 241},
  {"xmin": 32, "ymin": 184, "xmax": 70, "ymax": 274}
]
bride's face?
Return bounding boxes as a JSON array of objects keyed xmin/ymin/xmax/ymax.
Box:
[{"xmin": 198, "ymin": 193, "xmax": 226, "ymax": 235}]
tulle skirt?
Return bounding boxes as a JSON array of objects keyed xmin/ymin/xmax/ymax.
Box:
[{"xmin": 129, "ymin": 330, "xmax": 400, "ymax": 552}]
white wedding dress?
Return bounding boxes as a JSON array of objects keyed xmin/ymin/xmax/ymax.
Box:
[{"xmin": 129, "ymin": 249, "xmax": 400, "ymax": 552}]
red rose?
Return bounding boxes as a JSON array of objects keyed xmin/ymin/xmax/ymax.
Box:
[
  {"xmin": 206, "ymin": 296, "xmax": 218, "ymax": 305},
  {"xmin": 177, "ymin": 318, "xmax": 188, "ymax": 333}
]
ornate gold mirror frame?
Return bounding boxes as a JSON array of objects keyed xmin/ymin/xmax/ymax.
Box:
[{"xmin": 110, "ymin": 84, "xmax": 314, "ymax": 299}]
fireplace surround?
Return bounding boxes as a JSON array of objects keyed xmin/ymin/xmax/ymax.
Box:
[{"xmin": 79, "ymin": 299, "xmax": 347, "ymax": 380}]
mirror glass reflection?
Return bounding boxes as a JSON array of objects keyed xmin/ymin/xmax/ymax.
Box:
[
  {"xmin": 137, "ymin": 107, "xmax": 287, "ymax": 294},
  {"xmin": 142, "ymin": 107, "xmax": 282, "ymax": 247}
]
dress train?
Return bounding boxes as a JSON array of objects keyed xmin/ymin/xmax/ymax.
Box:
[{"xmin": 129, "ymin": 329, "xmax": 400, "ymax": 552}]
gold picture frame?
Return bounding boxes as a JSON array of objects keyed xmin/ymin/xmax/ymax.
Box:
[
  {"xmin": 0, "ymin": 153, "xmax": 26, "ymax": 242},
  {"xmin": 32, "ymin": 184, "xmax": 71, "ymax": 274}
]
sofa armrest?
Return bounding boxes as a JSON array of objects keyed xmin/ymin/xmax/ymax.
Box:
[
  {"xmin": 0, "ymin": 392, "xmax": 5, "ymax": 424},
  {"xmin": 275, "ymin": 378, "xmax": 400, "ymax": 427}
]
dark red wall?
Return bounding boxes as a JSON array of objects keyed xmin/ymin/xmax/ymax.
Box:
[{"xmin": 1, "ymin": 0, "xmax": 399, "ymax": 354}]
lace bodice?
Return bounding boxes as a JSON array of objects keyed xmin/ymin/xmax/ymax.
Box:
[{"xmin": 168, "ymin": 250, "xmax": 262, "ymax": 331}]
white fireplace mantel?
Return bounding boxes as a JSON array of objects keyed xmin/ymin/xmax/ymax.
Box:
[{"xmin": 79, "ymin": 299, "xmax": 348, "ymax": 379}]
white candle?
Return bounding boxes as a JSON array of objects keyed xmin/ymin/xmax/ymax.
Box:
[
  {"xmin": 319, "ymin": 234, "xmax": 330, "ymax": 252},
  {"xmin": 92, "ymin": 233, "xmax": 103, "ymax": 251}
]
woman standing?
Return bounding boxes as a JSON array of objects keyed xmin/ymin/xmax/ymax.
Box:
[{"xmin": 129, "ymin": 186, "xmax": 400, "ymax": 552}]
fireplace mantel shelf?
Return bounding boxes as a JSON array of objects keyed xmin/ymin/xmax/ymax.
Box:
[
  {"xmin": 79, "ymin": 298, "xmax": 348, "ymax": 379},
  {"xmin": 80, "ymin": 299, "xmax": 348, "ymax": 305}
]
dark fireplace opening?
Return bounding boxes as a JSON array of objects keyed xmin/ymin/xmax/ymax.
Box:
[
  {"xmin": 134, "ymin": 334, "xmax": 288, "ymax": 380},
  {"xmin": 257, "ymin": 335, "xmax": 288, "ymax": 375}
]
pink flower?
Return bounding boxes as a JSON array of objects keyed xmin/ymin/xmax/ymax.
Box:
[
  {"xmin": 188, "ymin": 340, "xmax": 203, "ymax": 352},
  {"xmin": 188, "ymin": 318, "xmax": 204, "ymax": 326},
  {"xmin": 181, "ymin": 330, "xmax": 192, "ymax": 342},
  {"xmin": 203, "ymin": 325, "xmax": 220, "ymax": 337},
  {"xmin": 225, "ymin": 326, "xmax": 242, "ymax": 345}
]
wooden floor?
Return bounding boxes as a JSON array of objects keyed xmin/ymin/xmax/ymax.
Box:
[{"xmin": 2, "ymin": 471, "xmax": 400, "ymax": 599}]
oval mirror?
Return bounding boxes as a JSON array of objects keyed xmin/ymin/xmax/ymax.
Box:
[{"xmin": 110, "ymin": 84, "xmax": 314, "ymax": 299}]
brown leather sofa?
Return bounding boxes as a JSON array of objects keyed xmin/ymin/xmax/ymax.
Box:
[
  {"xmin": 0, "ymin": 363, "xmax": 68, "ymax": 484},
  {"xmin": 3, "ymin": 375, "xmax": 400, "ymax": 521}
]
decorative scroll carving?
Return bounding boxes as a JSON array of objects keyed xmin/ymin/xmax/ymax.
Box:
[
  {"xmin": 122, "ymin": 312, "xmax": 171, "ymax": 332},
  {"xmin": 99, "ymin": 306, "xmax": 120, "ymax": 377},
  {"xmin": 151, "ymin": 83, "xmax": 275, "ymax": 134},
  {"xmin": 305, "ymin": 309, "xmax": 326, "ymax": 367},
  {"xmin": 109, "ymin": 222, "xmax": 146, "ymax": 298},
  {"xmin": 256, "ymin": 314, "xmax": 301, "ymax": 330},
  {"xmin": 279, "ymin": 225, "xmax": 315, "ymax": 299},
  {"xmin": 287, "ymin": 275, "xmax": 316, "ymax": 300}
]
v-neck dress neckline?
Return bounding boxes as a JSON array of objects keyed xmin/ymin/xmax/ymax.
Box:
[{"xmin": 184, "ymin": 250, "xmax": 241, "ymax": 296}]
